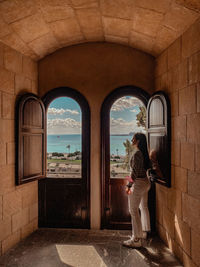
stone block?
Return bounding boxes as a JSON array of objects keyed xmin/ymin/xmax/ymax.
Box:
[
  {"xmin": 188, "ymin": 170, "xmax": 200, "ymax": 200},
  {"xmin": 167, "ymin": 188, "xmax": 182, "ymax": 218},
  {"xmin": 105, "ymin": 35, "xmax": 128, "ymax": 46},
  {"xmin": 15, "ymin": 74, "xmax": 32, "ymax": 95},
  {"xmin": 70, "ymin": 0, "xmax": 98, "ymax": 8},
  {"xmin": 157, "ymin": 223, "xmax": 168, "ymax": 245},
  {"xmin": 31, "ymin": 79, "xmax": 38, "ymax": 94},
  {"xmin": 153, "ymin": 26, "xmax": 177, "ymax": 57},
  {"xmin": 171, "ymin": 141, "xmax": 181, "ymax": 166},
  {"xmin": 191, "ymin": 229, "xmax": 200, "ymax": 266},
  {"xmin": 0, "ymin": 0, "xmax": 37, "ymax": 24},
  {"xmin": 0, "ymin": 216, "xmax": 11, "ymax": 241},
  {"xmin": 129, "ymin": 31, "xmax": 154, "ymax": 55},
  {"xmin": 11, "ymin": 13, "xmax": 49, "ymax": 43},
  {"xmin": 29, "ymin": 203, "xmax": 38, "ymax": 221},
  {"xmin": 21, "ymin": 221, "xmax": 34, "ymax": 240},
  {"xmin": 181, "ymin": 142, "xmax": 195, "ymax": 171},
  {"xmin": 183, "ymin": 251, "xmax": 197, "ymax": 267},
  {"xmin": 159, "ymin": 72, "xmax": 169, "ymax": 93},
  {"xmin": 0, "ymin": 119, "xmax": 15, "ymax": 144},
  {"xmin": 174, "ymin": 166, "xmax": 187, "ymax": 192},
  {"xmin": 163, "ymin": 207, "xmax": 175, "ymax": 238},
  {"xmin": 29, "ymin": 32, "xmax": 59, "ymax": 58},
  {"xmin": 0, "ymin": 196, "xmax": 2, "ymax": 220},
  {"xmin": 171, "ymin": 240, "xmax": 183, "ymax": 264},
  {"xmin": 0, "ymin": 66, "xmax": 15, "ymax": 94},
  {"xmin": 100, "ymin": 0, "xmax": 133, "ymax": 19},
  {"xmin": 175, "ymin": 217, "xmax": 191, "ymax": 255},
  {"xmin": 135, "ymin": 0, "xmax": 171, "ymax": 14},
  {"xmin": 187, "ymin": 114, "xmax": 200, "ymax": 145},
  {"xmin": 169, "ymin": 92, "xmax": 179, "ymax": 117},
  {"xmin": 197, "ymin": 83, "xmax": 200, "ymax": 113},
  {"xmin": 172, "ymin": 116, "xmax": 186, "ymax": 142},
  {"xmin": 4, "ymin": 46, "xmax": 22, "ymax": 74},
  {"xmin": 50, "ymin": 18, "xmax": 83, "ymax": 45},
  {"xmin": 3, "ymin": 190, "xmax": 22, "ymax": 218},
  {"xmin": 0, "ymin": 165, "xmax": 15, "ymax": 195},
  {"xmin": 1, "ymin": 32, "xmax": 37, "ymax": 61},
  {"xmin": 179, "ymin": 85, "xmax": 196, "ymax": 115},
  {"xmin": 0, "ymin": 142, "xmax": 6, "ymax": 166},
  {"xmin": 6, "ymin": 142, "xmax": 15, "ymax": 165},
  {"xmin": 168, "ymin": 38, "xmax": 181, "ymax": 70},
  {"xmin": 21, "ymin": 181, "xmax": 38, "ymax": 208},
  {"xmin": 163, "ymin": 2, "xmax": 199, "ymax": 33},
  {"xmin": 155, "ymin": 50, "xmax": 168, "ymax": 77},
  {"xmin": 195, "ymin": 144, "xmax": 200, "ymax": 171},
  {"xmin": 0, "ymin": 42, "xmax": 4, "ymax": 67},
  {"xmin": 172, "ymin": 59, "xmax": 188, "ymax": 91},
  {"xmin": 182, "ymin": 193, "xmax": 200, "ymax": 232},
  {"xmin": 2, "ymin": 230, "xmax": 20, "ymax": 254},
  {"xmin": 40, "ymin": 1, "xmax": 74, "ymax": 23},
  {"xmin": 12, "ymin": 208, "xmax": 29, "ymax": 233},
  {"xmin": 182, "ymin": 18, "xmax": 200, "ymax": 59},
  {"xmin": 103, "ymin": 17, "xmax": 130, "ymax": 38},
  {"xmin": 2, "ymin": 93, "xmax": 15, "ymax": 119},
  {"xmin": 188, "ymin": 51, "xmax": 200, "ymax": 85},
  {"xmin": 132, "ymin": 7, "xmax": 163, "ymax": 38},
  {"xmin": 22, "ymin": 56, "xmax": 37, "ymax": 81},
  {"xmin": 0, "ymin": 18, "xmax": 11, "ymax": 39},
  {"xmin": 76, "ymin": 8, "xmax": 103, "ymax": 41}
]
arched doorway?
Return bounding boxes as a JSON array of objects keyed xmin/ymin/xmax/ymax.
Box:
[
  {"xmin": 39, "ymin": 87, "xmax": 90, "ymax": 228},
  {"xmin": 101, "ymin": 86, "xmax": 155, "ymax": 230}
]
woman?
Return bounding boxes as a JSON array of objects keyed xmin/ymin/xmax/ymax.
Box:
[{"xmin": 123, "ymin": 133, "xmax": 151, "ymax": 248}]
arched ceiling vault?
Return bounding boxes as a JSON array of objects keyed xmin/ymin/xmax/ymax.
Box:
[{"xmin": 0, "ymin": 0, "xmax": 200, "ymax": 60}]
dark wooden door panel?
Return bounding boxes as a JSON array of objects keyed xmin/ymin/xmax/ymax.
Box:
[
  {"xmin": 109, "ymin": 179, "xmax": 130, "ymax": 223},
  {"xmin": 147, "ymin": 92, "xmax": 171, "ymax": 187},
  {"xmin": 39, "ymin": 87, "xmax": 90, "ymax": 229},
  {"xmin": 17, "ymin": 94, "xmax": 46, "ymax": 185}
]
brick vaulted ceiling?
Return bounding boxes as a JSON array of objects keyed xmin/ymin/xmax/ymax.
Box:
[{"xmin": 0, "ymin": 0, "xmax": 200, "ymax": 60}]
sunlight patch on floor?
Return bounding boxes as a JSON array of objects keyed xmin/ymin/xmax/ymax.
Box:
[{"xmin": 56, "ymin": 244, "xmax": 107, "ymax": 267}]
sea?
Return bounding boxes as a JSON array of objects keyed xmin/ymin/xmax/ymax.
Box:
[{"xmin": 47, "ymin": 134, "xmax": 132, "ymax": 156}]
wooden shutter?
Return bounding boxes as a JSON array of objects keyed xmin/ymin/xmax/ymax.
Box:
[
  {"xmin": 147, "ymin": 91, "xmax": 171, "ymax": 187},
  {"xmin": 17, "ymin": 94, "xmax": 46, "ymax": 185}
]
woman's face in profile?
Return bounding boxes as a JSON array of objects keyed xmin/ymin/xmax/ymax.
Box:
[{"xmin": 131, "ymin": 136, "xmax": 138, "ymax": 147}]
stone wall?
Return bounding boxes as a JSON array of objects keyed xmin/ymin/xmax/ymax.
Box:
[
  {"xmin": 155, "ymin": 18, "xmax": 200, "ymax": 267},
  {"xmin": 0, "ymin": 42, "xmax": 38, "ymax": 255},
  {"xmin": 39, "ymin": 42, "xmax": 155, "ymax": 229}
]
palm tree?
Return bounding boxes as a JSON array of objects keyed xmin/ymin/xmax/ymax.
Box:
[
  {"xmin": 123, "ymin": 139, "xmax": 134, "ymax": 171},
  {"xmin": 116, "ymin": 148, "xmax": 119, "ymax": 156},
  {"xmin": 66, "ymin": 144, "xmax": 70, "ymax": 154}
]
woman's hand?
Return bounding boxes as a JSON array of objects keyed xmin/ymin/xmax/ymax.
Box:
[{"xmin": 125, "ymin": 186, "xmax": 131, "ymax": 195}]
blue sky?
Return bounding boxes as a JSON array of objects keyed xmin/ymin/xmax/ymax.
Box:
[
  {"xmin": 47, "ymin": 96, "xmax": 145, "ymax": 135},
  {"xmin": 47, "ymin": 97, "xmax": 81, "ymax": 135}
]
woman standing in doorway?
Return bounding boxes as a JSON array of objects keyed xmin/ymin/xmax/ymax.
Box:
[{"xmin": 123, "ymin": 133, "xmax": 151, "ymax": 248}]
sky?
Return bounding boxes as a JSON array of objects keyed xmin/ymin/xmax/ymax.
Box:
[
  {"xmin": 110, "ymin": 96, "xmax": 145, "ymax": 134},
  {"xmin": 47, "ymin": 96, "xmax": 145, "ymax": 135}
]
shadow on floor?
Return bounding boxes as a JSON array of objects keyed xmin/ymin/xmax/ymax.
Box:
[{"xmin": 0, "ymin": 229, "xmax": 182, "ymax": 267}]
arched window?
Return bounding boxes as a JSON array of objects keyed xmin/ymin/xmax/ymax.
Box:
[
  {"xmin": 101, "ymin": 86, "xmax": 171, "ymax": 230},
  {"xmin": 17, "ymin": 87, "xmax": 90, "ymax": 228}
]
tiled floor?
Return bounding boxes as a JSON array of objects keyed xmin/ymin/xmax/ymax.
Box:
[{"xmin": 0, "ymin": 229, "xmax": 182, "ymax": 267}]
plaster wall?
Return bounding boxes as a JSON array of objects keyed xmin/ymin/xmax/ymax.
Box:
[
  {"xmin": 0, "ymin": 42, "xmax": 38, "ymax": 255},
  {"xmin": 155, "ymin": 17, "xmax": 200, "ymax": 267},
  {"xmin": 38, "ymin": 42, "xmax": 155, "ymax": 229}
]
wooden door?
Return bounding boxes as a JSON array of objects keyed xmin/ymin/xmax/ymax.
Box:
[
  {"xmin": 101, "ymin": 86, "xmax": 149, "ymax": 229},
  {"xmin": 17, "ymin": 94, "xmax": 46, "ymax": 185},
  {"xmin": 39, "ymin": 87, "xmax": 90, "ymax": 229},
  {"xmin": 101, "ymin": 87, "xmax": 170, "ymax": 230},
  {"xmin": 146, "ymin": 91, "xmax": 171, "ymax": 187}
]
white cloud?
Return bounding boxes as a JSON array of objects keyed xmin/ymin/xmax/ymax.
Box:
[
  {"xmin": 110, "ymin": 117, "xmax": 145, "ymax": 134},
  {"xmin": 48, "ymin": 107, "xmax": 79, "ymax": 115},
  {"xmin": 48, "ymin": 118, "xmax": 81, "ymax": 128},
  {"xmin": 130, "ymin": 109, "xmax": 137, "ymax": 113},
  {"xmin": 111, "ymin": 97, "xmax": 143, "ymax": 112}
]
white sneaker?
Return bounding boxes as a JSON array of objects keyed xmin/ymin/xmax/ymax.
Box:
[{"xmin": 123, "ymin": 238, "xmax": 142, "ymax": 248}]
